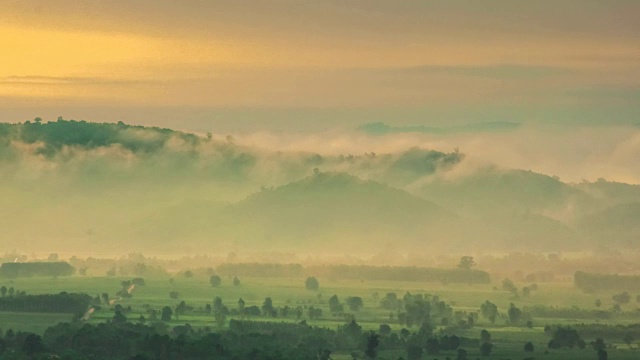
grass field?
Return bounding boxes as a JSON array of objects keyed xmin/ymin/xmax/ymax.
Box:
[{"xmin": 2, "ymin": 275, "xmax": 640, "ymax": 359}]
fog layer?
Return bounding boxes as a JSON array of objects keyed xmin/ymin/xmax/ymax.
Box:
[{"xmin": 1, "ymin": 119, "xmax": 639, "ymax": 255}]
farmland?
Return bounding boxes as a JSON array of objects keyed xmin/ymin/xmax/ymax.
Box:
[{"xmin": 3, "ymin": 268, "xmax": 640, "ymax": 359}]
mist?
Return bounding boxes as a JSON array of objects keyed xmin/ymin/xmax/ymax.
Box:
[{"xmin": 1, "ymin": 118, "xmax": 638, "ymax": 258}]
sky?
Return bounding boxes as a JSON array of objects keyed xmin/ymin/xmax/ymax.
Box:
[
  {"xmin": 1, "ymin": 1, "xmax": 638, "ymax": 125},
  {"xmin": 0, "ymin": 1, "xmax": 639, "ymax": 182}
]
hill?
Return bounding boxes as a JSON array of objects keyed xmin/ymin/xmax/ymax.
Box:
[
  {"xmin": 214, "ymin": 172, "xmax": 467, "ymax": 252},
  {"xmin": 577, "ymin": 202, "xmax": 640, "ymax": 246},
  {"xmin": 1, "ymin": 119, "xmax": 638, "ymax": 253}
]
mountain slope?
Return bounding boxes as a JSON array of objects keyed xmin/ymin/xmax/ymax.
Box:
[
  {"xmin": 577, "ymin": 203, "xmax": 640, "ymax": 246},
  {"xmin": 215, "ymin": 172, "xmax": 466, "ymax": 251},
  {"xmin": 416, "ymin": 166, "xmax": 596, "ymax": 218}
]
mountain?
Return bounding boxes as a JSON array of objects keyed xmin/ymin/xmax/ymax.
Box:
[
  {"xmin": 573, "ymin": 180, "xmax": 640, "ymax": 206},
  {"xmin": 214, "ymin": 172, "xmax": 467, "ymax": 252},
  {"xmin": 577, "ymin": 203, "xmax": 640, "ymax": 246},
  {"xmin": 1, "ymin": 119, "xmax": 638, "ymax": 253},
  {"xmin": 415, "ymin": 166, "xmax": 596, "ymax": 218}
]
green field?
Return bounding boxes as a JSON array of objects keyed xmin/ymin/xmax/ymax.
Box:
[{"xmin": 2, "ymin": 274, "xmax": 640, "ymax": 359}]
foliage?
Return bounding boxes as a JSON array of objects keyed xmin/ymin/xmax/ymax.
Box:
[
  {"xmin": 305, "ymin": 276, "xmax": 320, "ymax": 290},
  {"xmin": 480, "ymin": 300, "xmax": 498, "ymax": 324},
  {"xmin": 209, "ymin": 275, "xmax": 222, "ymax": 287},
  {"xmin": 310, "ymin": 265, "xmax": 491, "ymax": 284},
  {"xmin": 574, "ymin": 271, "xmax": 640, "ymax": 292},
  {"xmin": 346, "ymin": 296, "xmax": 364, "ymax": 311},
  {"xmin": 364, "ymin": 331, "xmax": 379, "ymax": 359},
  {"xmin": 0, "ymin": 262, "xmax": 75, "ymax": 278},
  {"xmin": 507, "ymin": 303, "xmax": 523, "ymax": 324},
  {"xmin": 0, "ymin": 292, "xmax": 92, "ymax": 313},
  {"xmin": 458, "ymin": 256, "xmax": 476, "ymax": 270},
  {"xmin": 328, "ymin": 295, "xmax": 344, "ymax": 313},
  {"xmin": 524, "ymin": 341, "xmax": 534, "ymax": 352},
  {"xmin": 547, "ymin": 326, "xmax": 585, "ymax": 349},
  {"xmin": 612, "ymin": 291, "xmax": 631, "ymax": 304}
]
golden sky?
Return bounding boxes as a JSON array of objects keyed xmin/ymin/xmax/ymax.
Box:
[{"xmin": 0, "ymin": 0, "xmax": 638, "ymax": 125}]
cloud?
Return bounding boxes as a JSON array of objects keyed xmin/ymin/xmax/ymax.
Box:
[
  {"xmin": 230, "ymin": 123, "xmax": 640, "ymax": 185},
  {"xmin": 388, "ymin": 64, "xmax": 576, "ymax": 79},
  {"xmin": 0, "ymin": 76, "xmax": 157, "ymax": 86}
]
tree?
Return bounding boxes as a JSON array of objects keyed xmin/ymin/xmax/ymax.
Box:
[
  {"xmin": 209, "ymin": 275, "xmax": 222, "ymax": 287},
  {"xmin": 8, "ymin": 287, "xmax": 14, "ymax": 297},
  {"xmin": 613, "ymin": 291, "xmax": 631, "ymax": 304},
  {"xmin": 406, "ymin": 345, "xmax": 423, "ymax": 360},
  {"xmin": 592, "ymin": 338, "xmax": 606, "ymax": 352},
  {"xmin": 364, "ymin": 331, "xmax": 379, "ymax": 359},
  {"xmin": 238, "ymin": 298, "xmax": 245, "ymax": 313},
  {"xmin": 317, "ymin": 349, "xmax": 331, "ymax": 360},
  {"xmin": 346, "ymin": 296, "xmax": 364, "ymax": 311},
  {"xmin": 595, "ymin": 299, "xmax": 602, "ymax": 308},
  {"xmin": 441, "ymin": 335, "xmax": 460, "ymax": 351},
  {"xmin": 161, "ymin": 306, "xmax": 172, "ymax": 322},
  {"xmin": 480, "ymin": 300, "xmax": 498, "ymax": 324},
  {"xmin": 214, "ymin": 312, "xmax": 226, "ymax": 328},
  {"xmin": 379, "ymin": 324, "xmax": 391, "ymax": 335},
  {"xmin": 0, "ymin": 286, "xmax": 7, "ymax": 297},
  {"xmin": 329, "ymin": 295, "xmax": 343, "ymax": 313},
  {"xmin": 134, "ymin": 263, "xmax": 147, "ymax": 276},
  {"xmin": 598, "ymin": 349, "xmax": 608, "ymax": 360},
  {"xmin": 480, "ymin": 329, "xmax": 491, "ymax": 344},
  {"xmin": 233, "ymin": 276, "xmax": 240, "ymax": 286},
  {"xmin": 22, "ymin": 334, "xmax": 44, "ymax": 356},
  {"xmin": 308, "ymin": 306, "xmax": 322, "ymax": 319},
  {"xmin": 305, "ymin": 276, "xmax": 319, "ymax": 291},
  {"xmin": 502, "ymin": 278, "xmax": 518, "ymax": 296},
  {"xmin": 548, "ymin": 326, "xmax": 583, "ymax": 349},
  {"xmin": 524, "ymin": 341, "xmax": 534, "ymax": 352},
  {"xmin": 262, "ymin": 297, "xmax": 274, "ymax": 316},
  {"xmin": 508, "ymin": 303, "xmax": 522, "ymax": 324},
  {"xmin": 522, "ymin": 286, "xmax": 531, "ymax": 297},
  {"xmin": 456, "ymin": 348, "xmax": 468, "ymax": 360},
  {"xmin": 169, "ymin": 291, "xmax": 179, "ymax": 299},
  {"xmin": 425, "ymin": 337, "xmax": 440, "ymax": 355},
  {"xmin": 623, "ymin": 333, "xmax": 634, "ymax": 348},
  {"xmin": 342, "ymin": 319, "xmax": 362, "ymax": 338},
  {"xmin": 380, "ymin": 292, "xmax": 398, "ymax": 310},
  {"xmin": 479, "ymin": 342, "xmax": 492, "ymax": 356},
  {"xmin": 113, "ymin": 310, "xmax": 127, "ymax": 324},
  {"xmin": 175, "ymin": 301, "xmax": 188, "ymax": 316},
  {"xmin": 213, "ymin": 297, "xmax": 226, "ymax": 315},
  {"xmin": 458, "ymin": 256, "xmax": 476, "ymax": 270}
]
